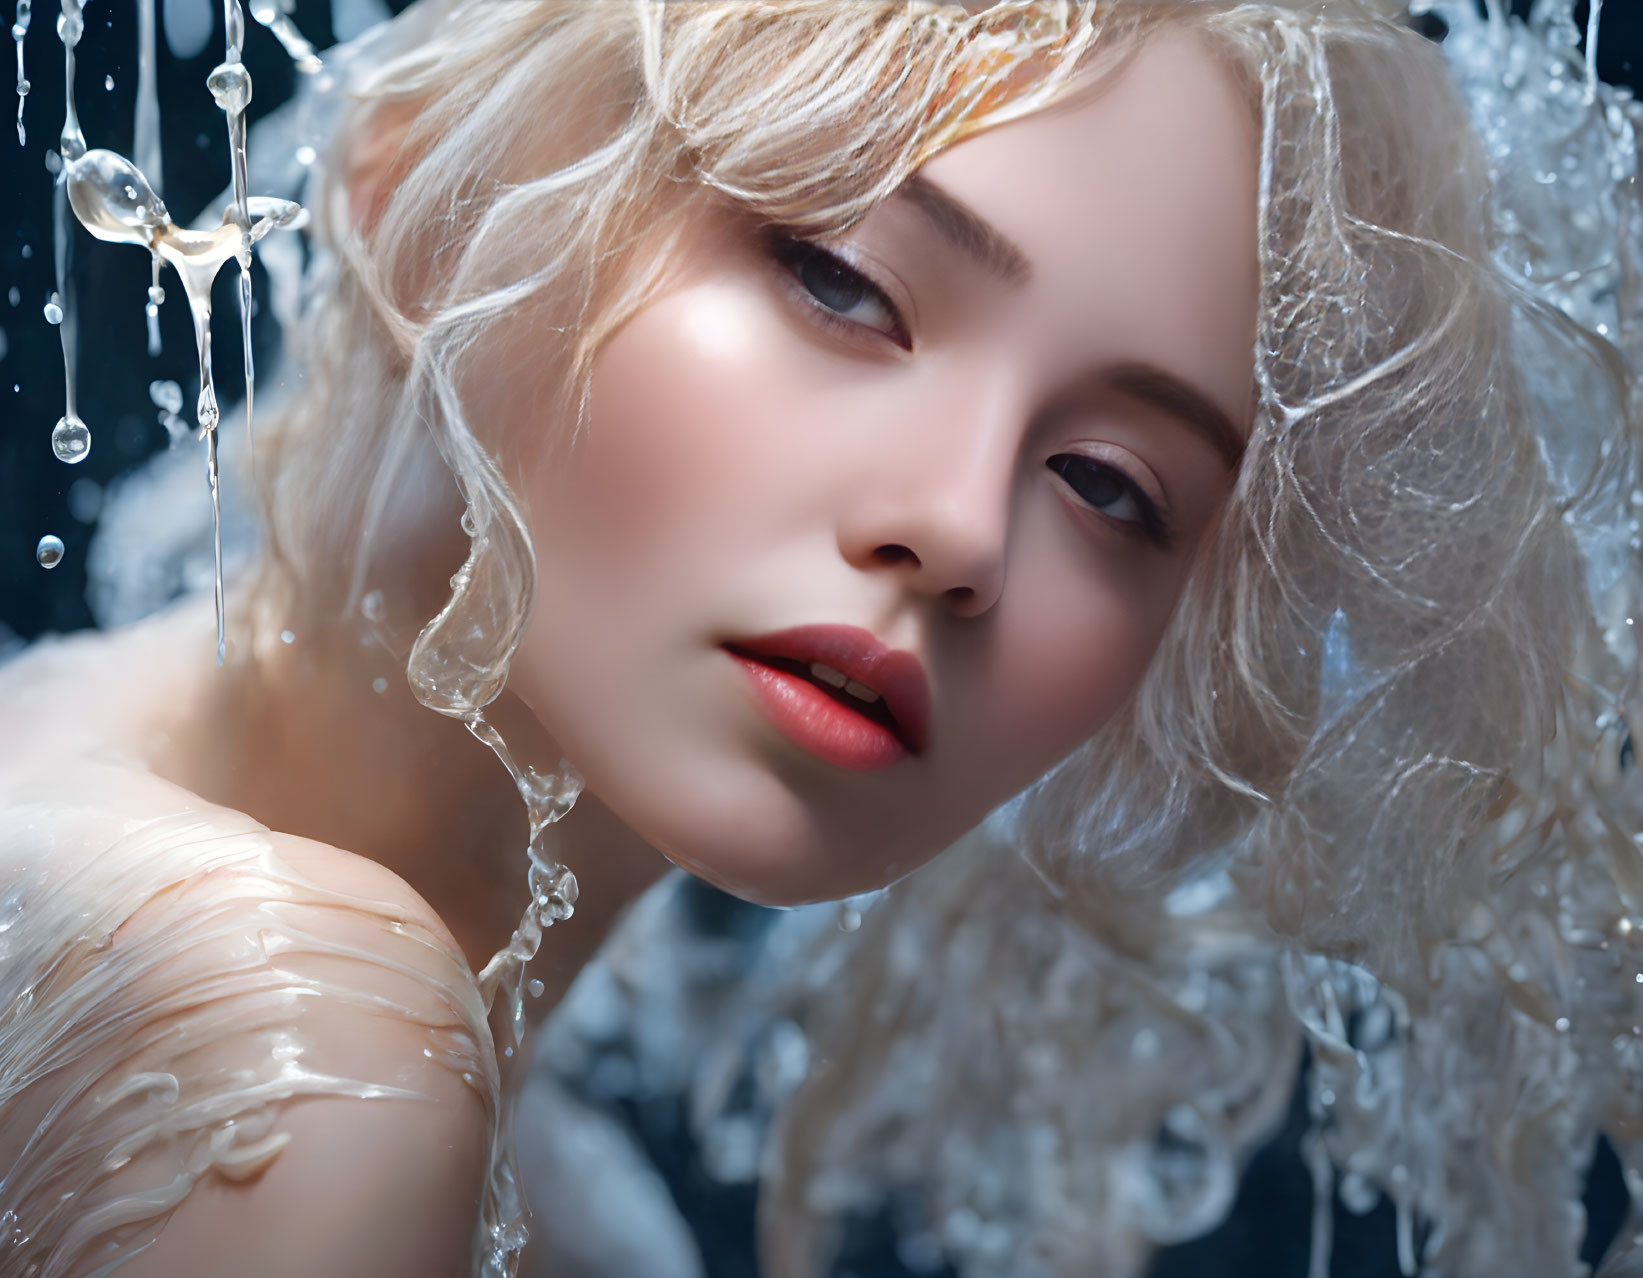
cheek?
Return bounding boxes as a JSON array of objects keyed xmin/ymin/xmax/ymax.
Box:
[
  {"xmin": 529, "ymin": 281, "xmax": 817, "ymax": 588},
  {"xmin": 974, "ymin": 520, "xmax": 1186, "ymax": 776}
]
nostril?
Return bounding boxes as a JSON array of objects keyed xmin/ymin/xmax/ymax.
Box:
[
  {"xmin": 874, "ymin": 544, "xmax": 919, "ymax": 568},
  {"xmin": 945, "ymin": 585, "xmax": 975, "ymax": 606}
]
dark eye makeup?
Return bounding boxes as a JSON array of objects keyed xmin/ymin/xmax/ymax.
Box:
[
  {"xmin": 1046, "ymin": 453, "xmax": 1174, "ymax": 549},
  {"xmin": 764, "ymin": 232, "xmax": 912, "ymax": 350}
]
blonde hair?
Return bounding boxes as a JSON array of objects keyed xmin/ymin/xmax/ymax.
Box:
[{"xmin": 258, "ymin": 3, "xmax": 1642, "ymax": 1275}]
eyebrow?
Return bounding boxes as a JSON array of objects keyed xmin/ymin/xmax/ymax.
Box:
[
  {"xmin": 897, "ymin": 174, "xmax": 1032, "ymax": 285},
  {"xmin": 891, "ymin": 179, "xmax": 1246, "ymax": 467},
  {"xmin": 1100, "ymin": 361, "xmax": 1247, "ymax": 469}
]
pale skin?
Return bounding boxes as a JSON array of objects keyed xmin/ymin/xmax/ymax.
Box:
[{"xmin": 0, "ymin": 29, "xmax": 1257, "ymax": 1276}]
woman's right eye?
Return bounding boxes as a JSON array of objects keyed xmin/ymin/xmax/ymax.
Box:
[{"xmin": 767, "ymin": 235, "xmax": 911, "ymax": 350}]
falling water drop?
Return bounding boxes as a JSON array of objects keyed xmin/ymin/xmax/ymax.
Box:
[
  {"xmin": 50, "ymin": 414, "xmax": 89, "ymax": 463},
  {"xmin": 101, "ymin": 72, "xmax": 109, "ymax": 90},
  {"xmin": 527, "ymin": 978, "xmax": 545, "ymax": 999},
  {"xmin": 34, "ymin": 534, "xmax": 63, "ymax": 568},
  {"xmin": 55, "ymin": 0, "xmax": 84, "ymax": 162},
  {"xmin": 206, "ymin": 60, "xmax": 250, "ymax": 115},
  {"xmin": 42, "ymin": 296, "xmax": 61, "ymax": 324},
  {"xmin": 11, "ymin": 0, "xmax": 29, "ymax": 146}
]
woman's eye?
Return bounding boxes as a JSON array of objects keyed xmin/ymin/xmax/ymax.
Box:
[
  {"xmin": 1047, "ymin": 453, "xmax": 1172, "ymax": 547},
  {"xmin": 769, "ymin": 236, "xmax": 909, "ymax": 349}
]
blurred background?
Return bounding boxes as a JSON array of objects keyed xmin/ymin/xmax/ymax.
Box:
[{"xmin": 1, "ymin": 2, "xmax": 1639, "ymax": 1275}]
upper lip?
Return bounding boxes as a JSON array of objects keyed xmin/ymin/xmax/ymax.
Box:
[{"xmin": 723, "ymin": 624, "xmax": 932, "ymax": 756}]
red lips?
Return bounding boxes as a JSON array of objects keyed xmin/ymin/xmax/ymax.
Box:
[{"xmin": 724, "ymin": 624, "xmax": 931, "ymax": 764}]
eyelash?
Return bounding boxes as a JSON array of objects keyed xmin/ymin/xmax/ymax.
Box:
[
  {"xmin": 1046, "ymin": 453, "xmax": 1174, "ymax": 549},
  {"xmin": 765, "ymin": 232, "xmax": 1173, "ymax": 552},
  {"xmin": 764, "ymin": 233, "xmax": 912, "ymax": 351}
]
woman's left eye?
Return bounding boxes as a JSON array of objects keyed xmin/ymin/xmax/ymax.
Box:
[
  {"xmin": 1047, "ymin": 453, "xmax": 1171, "ymax": 547},
  {"xmin": 767, "ymin": 235, "xmax": 910, "ymax": 349}
]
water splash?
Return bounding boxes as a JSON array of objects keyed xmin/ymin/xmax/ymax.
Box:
[
  {"xmin": 62, "ymin": 143, "xmax": 303, "ymax": 660},
  {"xmin": 462, "ymin": 712, "xmax": 582, "ymax": 1278}
]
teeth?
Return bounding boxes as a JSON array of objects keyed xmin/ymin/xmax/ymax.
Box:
[
  {"xmin": 805, "ymin": 661, "xmax": 882, "ymax": 705},
  {"xmin": 809, "ymin": 662, "xmax": 847, "ymax": 688}
]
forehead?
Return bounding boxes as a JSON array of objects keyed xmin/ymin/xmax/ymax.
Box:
[{"xmin": 915, "ymin": 28, "xmax": 1261, "ymax": 419}]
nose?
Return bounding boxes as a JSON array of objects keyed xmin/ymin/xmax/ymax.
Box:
[{"xmin": 836, "ymin": 406, "xmax": 1015, "ymax": 619}]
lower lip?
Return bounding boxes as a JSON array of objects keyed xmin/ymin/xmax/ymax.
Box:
[{"xmin": 728, "ymin": 652, "xmax": 908, "ymax": 771}]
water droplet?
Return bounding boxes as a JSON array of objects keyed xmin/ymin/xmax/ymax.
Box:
[
  {"xmin": 460, "ymin": 508, "xmax": 477, "ymax": 536},
  {"xmin": 103, "ymin": 73, "xmax": 112, "ymax": 91},
  {"xmin": 361, "ymin": 589, "xmax": 384, "ymax": 622},
  {"xmin": 527, "ymin": 978, "xmax": 545, "ymax": 999},
  {"xmin": 35, "ymin": 534, "xmax": 63, "ymax": 568},
  {"xmin": 371, "ymin": 677, "xmax": 387, "ymax": 694},
  {"xmin": 147, "ymin": 284, "xmax": 165, "ymax": 307},
  {"xmin": 51, "ymin": 416, "xmax": 90, "ymax": 463},
  {"xmin": 19, "ymin": 244, "xmax": 31, "ymax": 259},
  {"xmin": 54, "ymin": 9, "xmax": 80, "ymax": 45},
  {"xmin": 65, "ymin": 150, "xmax": 170, "ymax": 246},
  {"xmin": 207, "ymin": 60, "xmax": 252, "ymax": 114},
  {"xmin": 538, "ymin": 866, "xmax": 579, "ymax": 921},
  {"xmin": 42, "ymin": 298, "xmax": 62, "ymax": 325},
  {"xmin": 147, "ymin": 379, "xmax": 184, "ymax": 414},
  {"xmin": 295, "ymin": 144, "xmax": 315, "ymax": 166},
  {"xmin": 838, "ymin": 904, "xmax": 861, "ymax": 932},
  {"xmin": 1555, "ymin": 1016, "xmax": 1571, "ymax": 1032},
  {"xmin": 279, "ymin": 629, "xmax": 295, "ymax": 645},
  {"xmin": 5, "ymin": 287, "xmax": 16, "ymax": 306},
  {"xmin": 196, "ymin": 389, "xmax": 218, "ymax": 433}
]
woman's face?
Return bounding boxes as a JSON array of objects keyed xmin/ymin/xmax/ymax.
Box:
[{"xmin": 502, "ymin": 30, "xmax": 1258, "ymax": 904}]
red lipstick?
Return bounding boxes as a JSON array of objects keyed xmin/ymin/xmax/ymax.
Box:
[{"xmin": 724, "ymin": 625, "xmax": 931, "ymax": 771}]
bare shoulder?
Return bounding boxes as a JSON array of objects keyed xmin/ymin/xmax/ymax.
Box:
[
  {"xmin": 118, "ymin": 1068, "xmax": 490, "ymax": 1278},
  {"xmin": 111, "ymin": 831, "xmax": 490, "ymax": 1278},
  {"xmin": 0, "ymin": 798, "xmax": 494, "ymax": 1278}
]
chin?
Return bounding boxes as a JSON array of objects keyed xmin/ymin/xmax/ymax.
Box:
[{"xmin": 645, "ymin": 813, "xmax": 938, "ymax": 909}]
